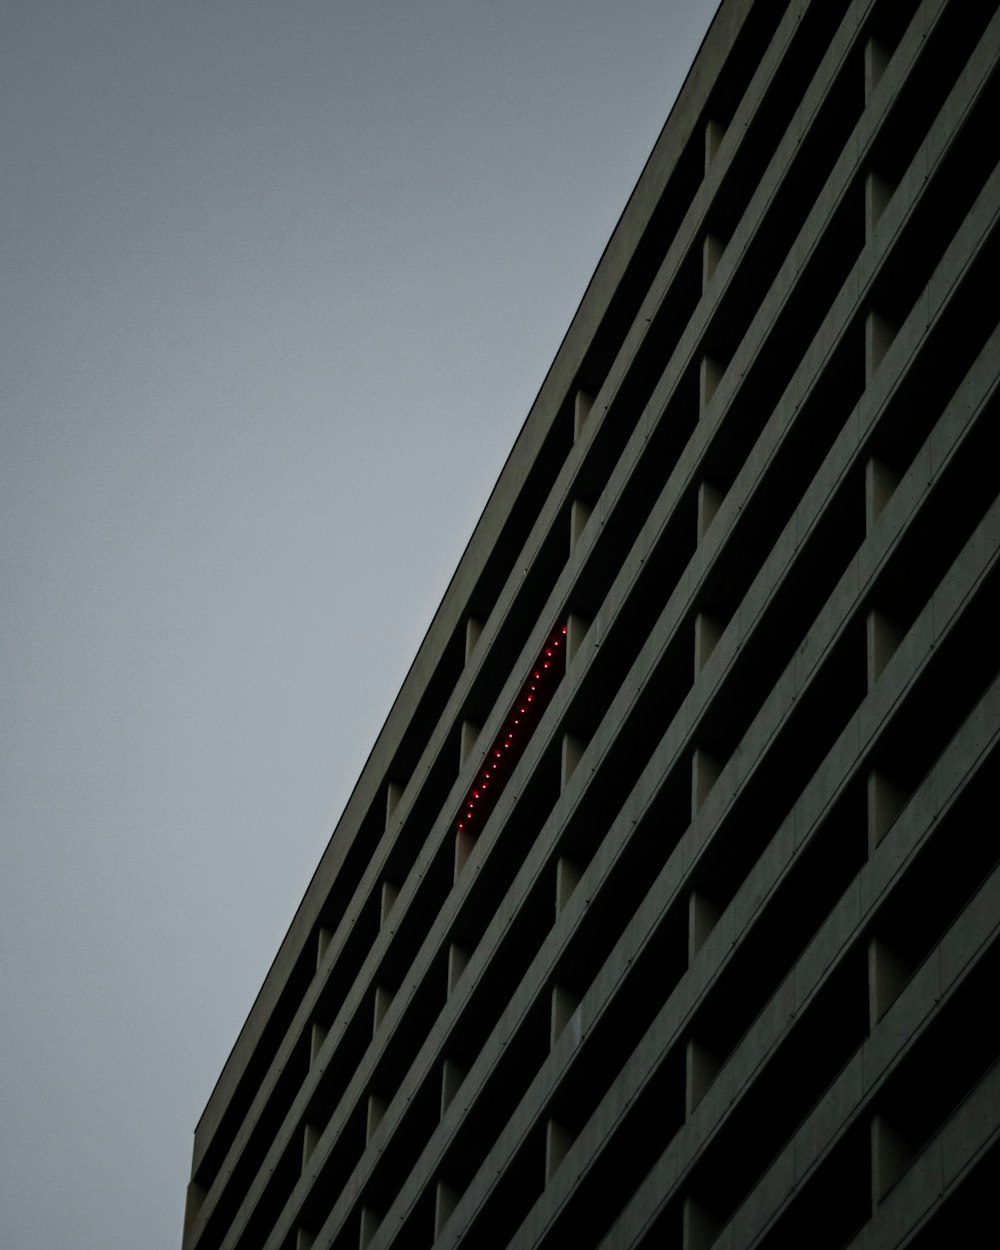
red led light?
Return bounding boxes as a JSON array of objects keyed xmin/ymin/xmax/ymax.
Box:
[{"xmin": 454, "ymin": 623, "xmax": 567, "ymax": 834}]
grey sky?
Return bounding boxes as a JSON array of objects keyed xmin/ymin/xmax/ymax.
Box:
[{"xmin": 1, "ymin": 2, "xmax": 718, "ymax": 1244}]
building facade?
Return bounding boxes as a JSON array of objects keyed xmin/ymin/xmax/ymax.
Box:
[{"xmin": 184, "ymin": 1, "xmax": 1000, "ymax": 1246}]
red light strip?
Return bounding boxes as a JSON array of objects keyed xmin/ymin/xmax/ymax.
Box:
[{"xmin": 456, "ymin": 625, "xmax": 568, "ymax": 836}]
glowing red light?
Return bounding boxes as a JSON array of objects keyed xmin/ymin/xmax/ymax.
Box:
[{"xmin": 562, "ymin": 626, "xmax": 567, "ymax": 634}]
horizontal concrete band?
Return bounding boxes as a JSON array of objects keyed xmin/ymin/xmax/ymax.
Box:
[{"xmin": 207, "ymin": 41, "xmax": 995, "ymax": 1250}]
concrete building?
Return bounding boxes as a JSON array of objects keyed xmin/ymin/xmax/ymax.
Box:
[{"xmin": 184, "ymin": 1, "xmax": 1000, "ymax": 1246}]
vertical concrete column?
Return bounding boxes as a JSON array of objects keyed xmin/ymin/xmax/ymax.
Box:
[
  {"xmin": 688, "ymin": 890, "xmax": 721, "ymax": 964},
  {"xmin": 550, "ymin": 984, "xmax": 580, "ymax": 1046},
  {"xmin": 316, "ymin": 925, "xmax": 333, "ymax": 970},
  {"xmin": 302, "ymin": 1121, "xmax": 321, "ymax": 1169},
  {"xmin": 868, "ymin": 936, "xmax": 913, "ymax": 1029},
  {"xmin": 555, "ymin": 856, "xmax": 581, "ymax": 916},
  {"xmin": 570, "ymin": 498, "xmax": 592, "ymax": 550},
  {"xmin": 697, "ymin": 480, "xmax": 724, "ymax": 543},
  {"xmin": 702, "ymin": 233, "xmax": 726, "ymax": 291},
  {"xmin": 704, "ymin": 118, "xmax": 727, "ymax": 173},
  {"xmin": 860, "ymin": 32, "xmax": 895, "ymax": 284},
  {"xmin": 465, "ymin": 616, "xmax": 483, "ymax": 663},
  {"xmin": 867, "ymin": 607, "xmax": 904, "ymax": 687},
  {"xmin": 867, "ymin": 769, "xmax": 906, "ymax": 855},
  {"xmin": 699, "ymin": 354, "xmax": 725, "ymax": 414},
  {"xmin": 865, "ymin": 310, "xmax": 898, "ymax": 382},
  {"xmin": 454, "ymin": 830, "xmax": 475, "ymax": 881},
  {"xmin": 447, "ymin": 941, "xmax": 469, "ymax": 996},
  {"xmin": 566, "ymin": 613, "xmax": 591, "ymax": 669},
  {"xmin": 685, "ymin": 1038, "xmax": 720, "ymax": 1115},
  {"xmin": 435, "ymin": 1180, "xmax": 460, "ymax": 1237},
  {"xmin": 691, "ymin": 747, "xmax": 721, "ymax": 814},
  {"xmin": 865, "ymin": 171, "xmax": 894, "ymax": 238},
  {"xmin": 440, "ymin": 1059, "xmax": 466, "ymax": 1117},
  {"xmin": 871, "ymin": 1112, "xmax": 915, "ymax": 1207},
  {"xmin": 561, "ymin": 732, "xmax": 585, "ymax": 787},
  {"xmin": 545, "ymin": 1118, "xmax": 575, "ymax": 1182},
  {"xmin": 310, "ymin": 1022, "xmax": 329, "ymax": 1067},
  {"xmin": 864, "ymin": 37, "xmax": 890, "ymax": 107},
  {"xmin": 694, "ymin": 611, "xmax": 723, "ymax": 675},
  {"xmin": 683, "ymin": 1195, "xmax": 721, "ymax": 1250},
  {"xmin": 460, "ymin": 718, "xmax": 480, "ymax": 767},
  {"xmin": 866, "ymin": 456, "xmax": 900, "ymax": 532},
  {"xmin": 385, "ymin": 780, "xmax": 403, "ymax": 828},
  {"xmin": 574, "ymin": 388, "xmax": 594, "ymax": 441},
  {"xmin": 379, "ymin": 881, "xmax": 398, "ymax": 931},
  {"xmin": 372, "ymin": 985, "xmax": 394, "ymax": 1035},
  {"xmin": 359, "ymin": 1206, "xmax": 381, "ymax": 1248},
  {"xmin": 365, "ymin": 1093, "xmax": 385, "ymax": 1144}
]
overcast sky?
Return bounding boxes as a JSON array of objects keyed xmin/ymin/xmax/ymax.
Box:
[{"xmin": 1, "ymin": 2, "xmax": 718, "ymax": 1245}]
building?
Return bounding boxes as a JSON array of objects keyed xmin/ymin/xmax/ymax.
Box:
[{"xmin": 183, "ymin": 0, "xmax": 1000, "ymax": 1246}]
